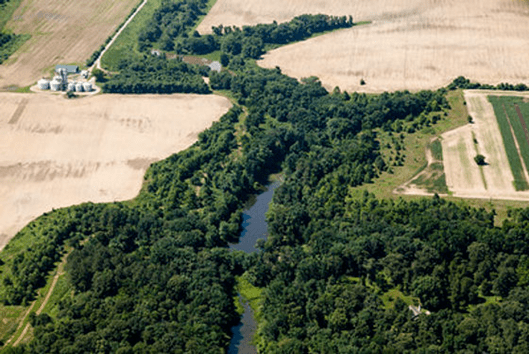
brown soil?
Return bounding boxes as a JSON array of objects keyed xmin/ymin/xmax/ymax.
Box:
[
  {"xmin": 195, "ymin": 0, "xmax": 529, "ymax": 92},
  {"xmin": 0, "ymin": 93, "xmax": 232, "ymax": 251},
  {"xmin": 0, "ymin": 0, "xmax": 138, "ymax": 89}
]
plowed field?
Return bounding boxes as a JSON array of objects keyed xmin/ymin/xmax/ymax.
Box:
[
  {"xmin": 199, "ymin": 0, "xmax": 529, "ymax": 92},
  {"xmin": 0, "ymin": 93, "xmax": 232, "ymax": 250},
  {"xmin": 0, "ymin": 0, "xmax": 138, "ymax": 89}
]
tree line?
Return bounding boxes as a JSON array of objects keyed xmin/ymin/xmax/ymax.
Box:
[
  {"xmin": 2, "ymin": 3, "xmax": 529, "ymax": 353},
  {"xmin": 102, "ymin": 55, "xmax": 210, "ymax": 94}
]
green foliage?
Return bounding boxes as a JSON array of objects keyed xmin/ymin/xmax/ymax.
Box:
[
  {"xmin": 91, "ymin": 68, "xmax": 106, "ymax": 82},
  {"xmin": 488, "ymin": 96, "xmax": 529, "ymax": 190},
  {"xmin": 474, "ymin": 154, "xmax": 486, "ymax": 165},
  {"xmin": 179, "ymin": 14, "xmax": 354, "ymax": 59},
  {"xmin": 0, "ymin": 32, "xmax": 29, "ymax": 64},
  {"xmin": 101, "ymin": 0, "xmax": 164, "ymax": 71},
  {"xmin": 449, "ymin": 76, "xmax": 529, "ymax": 91},
  {"xmin": 137, "ymin": 0, "xmax": 212, "ymax": 53},
  {"xmin": 430, "ymin": 138, "xmax": 443, "ymax": 161},
  {"xmin": 250, "ymin": 189, "xmax": 529, "ymax": 352},
  {"xmin": 102, "ymin": 55, "xmax": 210, "ymax": 94}
]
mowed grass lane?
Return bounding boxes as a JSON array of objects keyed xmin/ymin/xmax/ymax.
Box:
[{"xmin": 488, "ymin": 96, "xmax": 529, "ymax": 190}]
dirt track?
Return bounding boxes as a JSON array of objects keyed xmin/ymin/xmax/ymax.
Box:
[
  {"xmin": 199, "ymin": 0, "xmax": 529, "ymax": 93},
  {"xmin": 0, "ymin": 93, "xmax": 232, "ymax": 251}
]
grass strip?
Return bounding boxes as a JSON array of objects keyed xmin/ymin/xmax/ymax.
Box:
[
  {"xmin": 502, "ymin": 97, "xmax": 529, "ymax": 175},
  {"xmin": 488, "ymin": 96, "xmax": 529, "ymax": 190},
  {"xmin": 101, "ymin": 0, "xmax": 164, "ymax": 71}
]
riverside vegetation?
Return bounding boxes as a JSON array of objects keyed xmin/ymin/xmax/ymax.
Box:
[{"xmin": 2, "ymin": 2, "xmax": 529, "ymax": 353}]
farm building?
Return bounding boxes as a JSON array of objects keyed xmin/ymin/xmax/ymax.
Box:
[{"xmin": 55, "ymin": 64, "xmax": 79, "ymax": 74}]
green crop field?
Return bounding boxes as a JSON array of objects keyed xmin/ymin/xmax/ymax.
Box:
[
  {"xmin": 488, "ymin": 96, "xmax": 529, "ymax": 191},
  {"xmin": 500, "ymin": 96, "xmax": 529, "ymax": 173}
]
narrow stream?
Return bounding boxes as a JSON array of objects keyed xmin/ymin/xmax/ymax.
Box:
[{"xmin": 228, "ymin": 180, "xmax": 280, "ymax": 354}]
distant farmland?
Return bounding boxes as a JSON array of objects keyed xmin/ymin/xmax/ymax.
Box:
[
  {"xmin": 488, "ymin": 96, "xmax": 529, "ymax": 191},
  {"xmin": 0, "ymin": 0, "xmax": 139, "ymax": 89},
  {"xmin": 441, "ymin": 91, "xmax": 529, "ymax": 201},
  {"xmin": 196, "ymin": 0, "xmax": 529, "ymax": 92}
]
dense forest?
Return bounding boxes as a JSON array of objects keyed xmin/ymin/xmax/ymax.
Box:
[
  {"xmin": 251, "ymin": 192, "xmax": 529, "ymax": 352},
  {"xmin": 102, "ymin": 56, "xmax": 210, "ymax": 94},
  {"xmin": 138, "ymin": 0, "xmax": 210, "ymax": 52},
  {"xmin": 2, "ymin": 1, "xmax": 529, "ymax": 353}
]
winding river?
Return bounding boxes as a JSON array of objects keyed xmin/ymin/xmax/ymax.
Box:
[{"xmin": 228, "ymin": 180, "xmax": 280, "ymax": 353}]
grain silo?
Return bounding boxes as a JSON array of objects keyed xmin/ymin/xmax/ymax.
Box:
[
  {"xmin": 82, "ymin": 82, "xmax": 92, "ymax": 92},
  {"xmin": 75, "ymin": 82, "xmax": 84, "ymax": 92},
  {"xmin": 50, "ymin": 79, "xmax": 61, "ymax": 91},
  {"xmin": 67, "ymin": 82, "xmax": 76, "ymax": 92},
  {"xmin": 38, "ymin": 79, "xmax": 50, "ymax": 90}
]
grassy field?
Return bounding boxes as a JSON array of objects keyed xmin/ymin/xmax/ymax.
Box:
[
  {"xmin": 503, "ymin": 97, "xmax": 529, "ymax": 173},
  {"xmin": 429, "ymin": 138, "xmax": 443, "ymax": 161},
  {"xmin": 0, "ymin": 0, "xmax": 22, "ymax": 30},
  {"xmin": 488, "ymin": 96, "xmax": 529, "ymax": 190},
  {"xmin": 380, "ymin": 287, "xmax": 419, "ymax": 310},
  {"xmin": 101, "ymin": 0, "xmax": 163, "ymax": 71},
  {"xmin": 365, "ymin": 90, "xmax": 468, "ymax": 199},
  {"xmin": 351, "ymin": 90, "xmax": 529, "ymax": 226},
  {"xmin": 236, "ymin": 275, "xmax": 263, "ymax": 321}
]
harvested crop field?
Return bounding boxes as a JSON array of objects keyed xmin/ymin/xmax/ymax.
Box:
[
  {"xmin": 0, "ymin": 0, "xmax": 139, "ymax": 89},
  {"xmin": 442, "ymin": 90, "xmax": 529, "ymax": 201},
  {"xmin": 0, "ymin": 93, "xmax": 232, "ymax": 251},
  {"xmin": 199, "ymin": 0, "xmax": 529, "ymax": 92}
]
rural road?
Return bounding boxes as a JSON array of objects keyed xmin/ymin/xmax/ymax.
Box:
[{"xmin": 91, "ymin": 0, "xmax": 148, "ymax": 72}]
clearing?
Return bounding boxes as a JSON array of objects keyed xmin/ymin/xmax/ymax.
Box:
[
  {"xmin": 442, "ymin": 90, "xmax": 529, "ymax": 201},
  {"xmin": 0, "ymin": 0, "xmax": 139, "ymax": 89},
  {"xmin": 199, "ymin": 0, "xmax": 529, "ymax": 92},
  {"xmin": 0, "ymin": 93, "xmax": 232, "ymax": 251}
]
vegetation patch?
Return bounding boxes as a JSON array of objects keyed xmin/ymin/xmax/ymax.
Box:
[
  {"xmin": 101, "ymin": 0, "xmax": 164, "ymax": 71},
  {"xmin": 429, "ymin": 138, "xmax": 443, "ymax": 161},
  {"xmin": 488, "ymin": 96, "xmax": 529, "ymax": 190},
  {"xmin": 0, "ymin": 32, "xmax": 29, "ymax": 64}
]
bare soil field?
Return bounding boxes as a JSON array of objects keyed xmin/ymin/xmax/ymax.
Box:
[
  {"xmin": 0, "ymin": 93, "xmax": 232, "ymax": 251},
  {"xmin": 199, "ymin": 0, "xmax": 529, "ymax": 92},
  {"xmin": 442, "ymin": 90, "xmax": 529, "ymax": 201},
  {"xmin": 197, "ymin": 0, "xmax": 426, "ymax": 33},
  {"xmin": 0, "ymin": 0, "xmax": 139, "ymax": 89}
]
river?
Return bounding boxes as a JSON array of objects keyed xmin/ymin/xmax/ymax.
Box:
[{"xmin": 228, "ymin": 180, "xmax": 280, "ymax": 354}]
